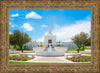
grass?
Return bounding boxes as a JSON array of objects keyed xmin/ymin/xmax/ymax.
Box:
[
  {"xmin": 68, "ymin": 46, "xmax": 90, "ymax": 51},
  {"xmin": 67, "ymin": 48, "xmax": 78, "ymax": 51},
  {"xmin": 85, "ymin": 48, "xmax": 91, "ymax": 49},
  {"xmin": 9, "ymin": 61, "xmax": 91, "ymax": 64},
  {"xmin": 16, "ymin": 49, "xmax": 33, "ymax": 51}
]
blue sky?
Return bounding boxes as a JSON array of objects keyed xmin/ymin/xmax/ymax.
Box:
[{"xmin": 9, "ymin": 9, "xmax": 91, "ymax": 42}]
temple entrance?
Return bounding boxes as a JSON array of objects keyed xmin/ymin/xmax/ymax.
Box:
[{"xmin": 48, "ymin": 40, "xmax": 52, "ymax": 43}]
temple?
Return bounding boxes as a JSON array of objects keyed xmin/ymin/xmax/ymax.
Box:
[
  {"xmin": 43, "ymin": 15, "xmax": 56, "ymax": 47},
  {"xmin": 23, "ymin": 15, "xmax": 77, "ymax": 49}
]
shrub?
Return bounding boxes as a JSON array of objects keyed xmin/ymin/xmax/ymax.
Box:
[
  {"xmin": 40, "ymin": 44, "xmax": 42, "ymax": 47},
  {"xmin": 68, "ymin": 46, "xmax": 88, "ymax": 51},
  {"xmin": 23, "ymin": 45, "xmax": 28, "ymax": 49},
  {"xmin": 67, "ymin": 56, "xmax": 91, "ymax": 62},
  {"xmin": 9, "ymin": 55, "xmax": 31, "ymax": 61},
  {"xmin": 14, "ymin": 45, "xmax": 20, "ymax": 50}
]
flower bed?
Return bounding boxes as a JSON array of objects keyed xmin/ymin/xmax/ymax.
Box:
[
  {"xmin": 9, "ymin": 55, "xmax": 31, "ymax": 61},
  {"xmin": 67, "ymin": 56, "xmax": 91, "ymax": 62}
]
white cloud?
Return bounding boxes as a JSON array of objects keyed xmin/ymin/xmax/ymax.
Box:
[
  {"xmin": 10, "ymin": 22, "xmax": 18, "ymax": 28},
  {"xmin": 37, "ymin": 18, "xmax": 91, "ymax": 42},
  {"xmin": 53, "ymin": 20, "xmax": 91, "ymax": 42},
  {"xmin": 22, "ymin": 23, "xmax": 33, "ymax": 31},
  {"xmin": 26, "ymin": 11, "xmax": 42, "ymax": 19},
  {"xmin": 11, "ymin": 13, "xmax": 19, "ymax": 17},
  {"xmin": 14, "ymin": 24, "xmax": 18, "ymax": 27},
  {"xmin": 41, "ymin": 25, "xmax": 47, "ymax": 27},
  {"xmin": 9, "ymin": 22, "xmax": 12, "ymax": 25},
  {"xmin": 11, "ymin": 25, "xmax": 14, "ymax": 28},
  {"xmin": 37, "ymin": 37, "xmax": 44, "ymax": 42}
]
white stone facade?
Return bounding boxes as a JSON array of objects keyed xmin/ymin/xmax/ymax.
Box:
[{"xmin": 43, "ymin": 33, "xmax": 56, "ymax": 47}]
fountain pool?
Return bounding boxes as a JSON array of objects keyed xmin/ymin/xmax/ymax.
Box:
[{"xmin": 36, "ymin": 45, "xmax": 65, "ymax": 56}]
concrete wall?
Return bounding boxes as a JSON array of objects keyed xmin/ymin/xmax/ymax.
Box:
[
  {"xmin": 55, "ymin": 47, "xmax": 67, "ymax": 52},
  {"xmin": 33, "ymin": 47, "xmax": 46, "ymax": 52},
  {"xmin": 23, "ymin": 42, "xmax": 38, "ymax": 49},
  {"xmin": 23, "ymin": 41, "xmax": 77, "ymax": 49},
  {"xmin": 61, "ymin": 42, "xmax": 77, "ymax": 49},
  {"xmin": 36, "ymin": 51, "xmax": 64, "ymax": 56}
]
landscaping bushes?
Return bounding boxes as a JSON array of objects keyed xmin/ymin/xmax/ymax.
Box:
[
  {"xmin": 68, "ymin": 46, "xmax": 88, "ymax": 51},
  {"xmin": 14, "ymin": 45, "xmax": 20, "ymax": 50},
  {"xmin": 9, "ymin": 55, "xmax": 31, "ymax": 61},
  {"xmin": 67, "ymin": 56, "xmax": 91, "ymax": 62}
]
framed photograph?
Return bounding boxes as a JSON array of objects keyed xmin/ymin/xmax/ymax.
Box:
[{"xmin": 0, "ymin": 0, "xmax": 100, "ymax": 73}]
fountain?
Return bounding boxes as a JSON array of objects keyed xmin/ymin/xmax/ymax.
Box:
[
  {"xmin": 48, "ymin": 44, "xmax": 52, "ymax": 52},
  {"xmin": 36, "ymin": 44, "xmax": 65, "ymax": 56}
]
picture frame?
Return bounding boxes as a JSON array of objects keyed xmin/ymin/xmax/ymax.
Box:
[{"xmin": 0, "ymin": 0, "xmax": 100, "ymax": 72}]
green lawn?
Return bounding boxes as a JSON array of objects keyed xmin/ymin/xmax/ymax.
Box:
[
  {"xmin": 68, "ymin": 46, "xmax": 90, "ymax": 51},
  {"xmin": 9, "ymin": 61, "xmax": 91, "ymax": 64},
  {"xmin": 67, "ymin": 48, "xmax": 78, "ymax": 51},
  {"xmin": 16, "ymin": 49, "xmax": 33, "ymax": 51}
]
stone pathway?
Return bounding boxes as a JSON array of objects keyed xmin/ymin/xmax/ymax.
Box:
[{"xmin": 26, "ymin": 56, "xmax": 73, "ymax": 63}]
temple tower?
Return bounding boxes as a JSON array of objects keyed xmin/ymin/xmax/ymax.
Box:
[{"xmin": 43, "ymin": 15, "xmax": 56, "ymax": 47}]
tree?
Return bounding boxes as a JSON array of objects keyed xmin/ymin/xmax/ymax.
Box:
[
  {"xmin": 85, "ymin": 37, "xmax": 91, "ymax": 46},
  {"xmin": 39, "ymin": 42, "xmax": 42, "ymax": 47},
  {"xmin": 79, "ymin": 32, "xmax": 88, "ymax": 50},
  {"xmin": 58, "ymin": 40, "xmax": 61, "ymax": 47},
  {"xmin": 72, "ymin": 32, "xmax": 88, "ymax": 53},
  {"xmin": 9, "ymin": 30, "xmax": 31, "ymax": 53},
  {"xmin": 86, "ymin": 31, "xmax": 91, "ymax": 46},
  {"xmin": 31, "ymin": 40, "xmax": 36, "ymax": 42}
]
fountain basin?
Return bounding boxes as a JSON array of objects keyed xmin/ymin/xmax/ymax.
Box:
[{"xmin": 36, "ymin": 51, "xmax": 64, "ymax": 56}]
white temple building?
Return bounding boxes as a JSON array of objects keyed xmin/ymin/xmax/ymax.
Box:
[
  {"xmin": 43, "ymin": 15, "xmax": 56, "ymax": 47},
  {"xmin": 23, "ymin": 15, "xmax": 77, "ymax": 49}
]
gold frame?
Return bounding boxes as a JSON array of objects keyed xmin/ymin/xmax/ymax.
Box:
[{"xmin": 0, "ymin": 0, "xmax": 100, "ymax": 72}]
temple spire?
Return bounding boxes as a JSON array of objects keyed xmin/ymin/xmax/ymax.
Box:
[{"xmin": 49, "ymin": 15, "xmax": 52, "ymax": 34}]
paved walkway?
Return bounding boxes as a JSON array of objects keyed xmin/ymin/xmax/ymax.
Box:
[
  {"xmin": 9, "ymin": 53, "xmax": 91, "ymax": 63},
  {"xmin": 26, "ymin": 56, "xmax": 73, "ymax": 63}
]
